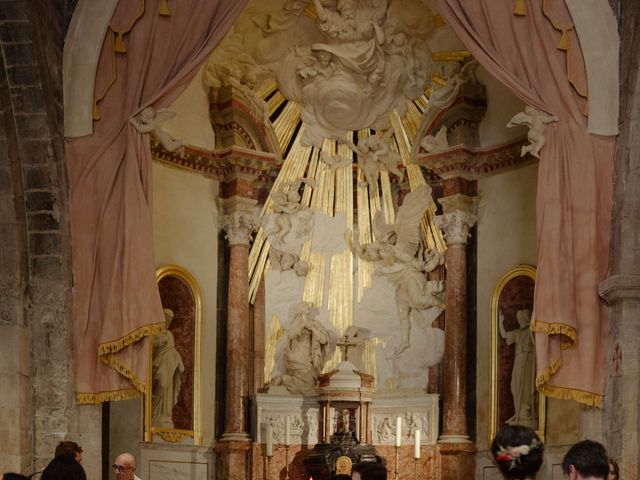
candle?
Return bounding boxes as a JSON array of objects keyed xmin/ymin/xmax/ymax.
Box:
[
  {"xmin": 329, "ymin": 408, "xmax": 334, "ymax": 435},
  {"xmin": 414, "ymin": 429, "xmax": 421, "ymax": 459},
  {"xmin": 266, "ymin": 424, "xmax": 273, "ymax": 457},
  {"xmin": 395, "ymin": 416, "xmax": 402, "ymax": 447},
  {"xmin": 285, "ymin": 416, "xmax": 291, "ymax": 446}
]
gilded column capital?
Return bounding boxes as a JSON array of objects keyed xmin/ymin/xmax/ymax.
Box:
[
  {"xmin": 220, "ymin": 211, "xmax": 259, "ymax": 246},
  {"xmin": 436, "ymin": 210, "xmax": 477, "ymax": 246}
]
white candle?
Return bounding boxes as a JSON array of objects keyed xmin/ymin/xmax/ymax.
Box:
[
  {"xmin": 266, "ymin": 424, "xmax": 273, "ymax": 457},
  {"xmin": 284, "ymin": 416, "xmax": 291, "ymax": 446},
  {"xmin": 329, "ymin": 408, "xmax": 334, "ymax": 435},
  {"xmin": 414, "ymin": 429, "xmax": 421, "ymax": 459},
  {"xmin": 395, "ymin": 416, "xmax": 402, "ymax": 447}
]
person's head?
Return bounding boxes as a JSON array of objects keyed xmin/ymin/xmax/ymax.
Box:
[
  {"xmin": 41, "ymin": 454, "xmax": 87, "ymax": 480},
  {"xmin": 608, "ymin": 458, "xmax": 619, "ymax": 480},
  {"xmin": 491, "ymin": 425, "xmax": 544, "ymax": 479},
  {"xmin": 54, "ymin": 440, "xmax": 83, "ymax": 463},
  {"xmin": 562, "ymin": 440, "xmax": 609, "ymax": 479},
  {"xmin": 1, "ymin": 474, "xmax": 30, "ymax": 480},
  {"xmin": 113, "ymin": 453, "xmax": 137, "ymax": 480},
  {"xmin": 351, "ymin": 463, "xmax": 387, "ymax": 480}
]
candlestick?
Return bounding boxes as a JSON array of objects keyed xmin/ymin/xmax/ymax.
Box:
[
  {"xmin": 266, "ymin": 424, "xmax": 273, "ymax": 457},
  {"xmin": 414, "ymin": 429, "xmax": 420, "ymax": 459},
  {"xmin": 394, "ymin": 445, "xmax": 399, "ymax": 480},
  {"xmin": 285, "ymin": 416, "xmax": 291, "ymax": 446},
  {"xmin": 395, "ymin": 416, "xmax": 402, "ymax": 447},
  {"xmin": 284, "ymin": 444, "xmax": 290, "ymax": 480}
]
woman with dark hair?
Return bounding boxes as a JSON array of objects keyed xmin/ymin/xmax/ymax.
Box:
[
  {"xmin": 1, "ymin": 474, "xmax": 30, "ymax": 480},
  {"xmin": 491, "ymin": 425, "xmax": 544, "ymax": 480},
  {"xmin": 40, "ymin": 454, "xmax": 86, "ymax": 480}
]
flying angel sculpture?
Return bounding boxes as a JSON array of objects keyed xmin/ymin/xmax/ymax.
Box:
[{"xmin": 349, "ymin": 185, "xmax": 444, "ymax": 355}]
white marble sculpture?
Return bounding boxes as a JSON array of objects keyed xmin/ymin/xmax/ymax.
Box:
[
  {"xmin": 342, "ymin": 132, "xmax": 404, "ymax": 189},
  {"xmin": 420, "ymin": 125, "xmax": 449, "ymax": 153},
  {"xmin": 130, "ymin": 107, "xmax": 185, "ymax": 155},
  {"xmin": 507, "ymin": 105, "xmax": 559, "ymax": 159},
  {"xmin": 263, "ymin": 179, "xmax": 315, "ymax": 271},
  {"xmin": 349, "ymin": 185, "xmax": 444, "ymax": 355},
  {"xmin": 271, "ymin": 302, "xmax": 337, "ymax": 395},
  {"xmin": 499, "ymin": 309, "xmax": 536, "ymax": 427},
  {"xmin": 241, "ymin": 0, "xmax": 435, "ymax": 146},
  {"xmin": 152, "ymin": 309, "xmax": 185, "ymax": 429},
  {"xmin": 202, "ymin": 33, "xmax": 270, "ymax": 123},
  {"xmin": 429, "ymin": 59, "xmax": 478, "ymax": 109}
]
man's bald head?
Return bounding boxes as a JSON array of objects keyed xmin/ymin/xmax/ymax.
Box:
[{"xmin": 113, "ymin": 452, "xmax": 137, "ymax": 480}]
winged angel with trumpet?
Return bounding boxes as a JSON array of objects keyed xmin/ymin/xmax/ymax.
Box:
[{"xmin": 348, "ymin": 185, "xmax": 444, "ymax": 355}]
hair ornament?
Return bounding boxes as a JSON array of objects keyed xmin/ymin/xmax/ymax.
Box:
[{"xmin": 495, "ymin": 438, "xmax": 541, "ymax": 470}]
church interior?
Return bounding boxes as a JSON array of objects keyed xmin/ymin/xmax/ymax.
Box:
[{"xmin": 1, "ymin": 0, "xmax": 638, "ymax": 479}]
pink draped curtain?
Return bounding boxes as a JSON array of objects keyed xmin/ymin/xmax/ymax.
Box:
[
  {"xmin": 67, "ymin": 0, "xmax": 248, "ymax": 403},
  {"xmin": 431, "ymin": 0, "xmax": 614, "ymax": 405}
]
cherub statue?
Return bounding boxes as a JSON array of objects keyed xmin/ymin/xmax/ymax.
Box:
[
  {"xmin": 269, "ymin": 247, "xmax": 310, "ymax": 277},
  {"xmin": 348, "ymin": 185, "xmax": 445, "ymax": 355},
  {"xmin": 297, "ymin": 48, "xmax": 336, "ymax": 82},
  {"xmin": 341, "ymin": 131, "xmax": 403, "ymax": 189},
  {"xmin": 507, "ymin": 105, "xmax": 559, "ymax": 159},
  {"xmin": 130, "ymin": 107, "xmax": 185, "ymax": 155},
  {"xmin": 263, "ymin": 178, "xmax": 315, "ymax": 251},
  {"xmin": 420, "ymin": 125, "xmax": 449, "ymax": 153}
]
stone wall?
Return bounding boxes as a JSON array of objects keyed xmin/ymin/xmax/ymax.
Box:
[
  {"xmin": 0, "ymin": 0, "xmax": 77, "ymax": 474},
  {"xmin": 597, "ymin": 2, "xmax": 640, "ymax": 479}
]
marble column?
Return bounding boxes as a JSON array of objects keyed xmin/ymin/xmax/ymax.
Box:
[
  {"xmin": 436, "ymin": 209, "xmax": 476, "ymax": 443},
  {"xmin": 218, "ymin": 207, "xmax": 258, "ymax": 480},
  {"xmin": 436, "ymin": 207, "xmax": 477, "ymax": 480}
]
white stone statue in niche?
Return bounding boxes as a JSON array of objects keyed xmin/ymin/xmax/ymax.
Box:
[
  {"xmin": 271, "ymin": 302, "xmax": 337, "ymax": 394},
  {"xmin": 152, "ymin": 308, "xmax": 185, "ymax": 429},
  {"xmin": 130, "ymin": 107, "xmax": 185, "ymax": 155},
  {"xmin": 349, "ymin": 185, "xmax": 444, "ymax": 355},
  {"xmin": 499, "ymin": 309, "xmax": 536, "ymax": 427},
  {"xmin": 507, "ymin": 105, "xmax": 559, "ymax": 159},
  {"xmin": 341, "ymin": 132, "xmax": 404, "ymax": 189},
  {"xmin": 420, "ymin": 125, "xmax": 449, "ymax": 154}
]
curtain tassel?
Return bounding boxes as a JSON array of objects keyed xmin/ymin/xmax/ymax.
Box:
[
  {"xmin": 92, "ymin": 100, "xmax": 101, "ymax": 121},
  {"xmin": 557, "ymin": 29, "xmax": 570, "ymax": 51},
  {"xmin": 114, "ymin": 32, "xmax": 126, "ymax": 53},
  {"xmin": 514, "ymin": 0, "xmax": 526, "ymax": 16},
  {"xmin": 159, "ymin": 0, "xmax": 171, "ymax": 16}
]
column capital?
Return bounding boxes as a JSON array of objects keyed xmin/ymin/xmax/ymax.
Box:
[
  {"xmin": 220, "ymin": 210, "xmax": 259, "ymax": 246},
  {"xmin": 436, "ymin": 210, "xmax": 477, "ymax": 246}
]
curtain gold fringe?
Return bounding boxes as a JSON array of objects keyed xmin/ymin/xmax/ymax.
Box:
[
  {"xmin": 77, "ymin": 388, "xmax": 141, "ymax": 405},
  {"xmin": 531, "ymin": 319, "xmax": 577, "ymax": 342},
  {"xmin": 514, "ymin": 0, "xmax": 526, "ymax": 16},
  {"xmin": 101, "ymin": 354, "xmax": 147, "ymax": 393},
  {"xmin": 98, "ymin": 321, "xmax": 165, "ymax": 356},
  {"xmin": 538, "ymin": 383, "xmax": 603, "ymax": 407},
  {"xmin": 535, "ymin": 356, "xmax": 561, "ymax": 386},
  {"xmin": 159, "ymin": 0, "xmax": 171, "ymax": 16}
]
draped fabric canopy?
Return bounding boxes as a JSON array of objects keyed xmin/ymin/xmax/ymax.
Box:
[
  {"xmin": 431, "ymin": 0, "xmax": 615, "ymax": 405},
  {"xmin": 66, "ymin": 0, "xmax": 248, "ymax": 403}
]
